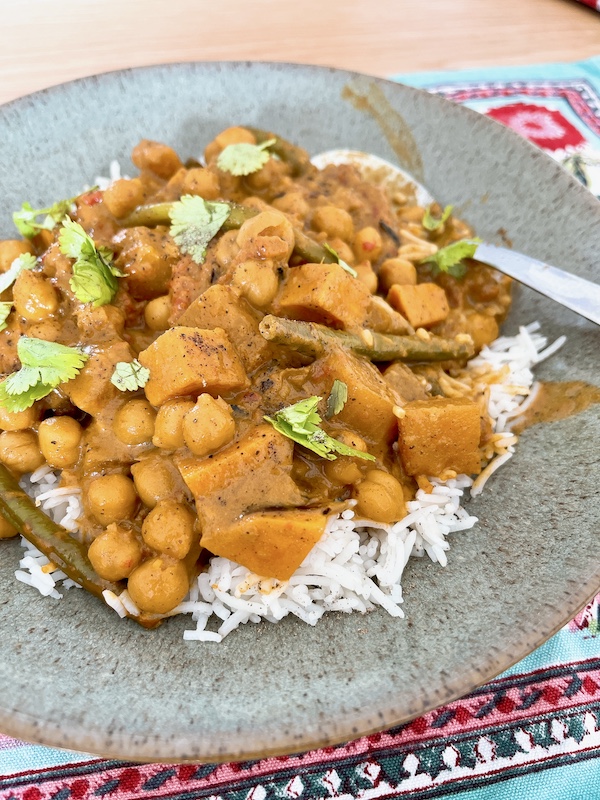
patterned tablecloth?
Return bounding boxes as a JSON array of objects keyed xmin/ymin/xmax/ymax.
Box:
[{"xmin": 2, "ymin": 55, "xmax": 600, "ymax": 800}]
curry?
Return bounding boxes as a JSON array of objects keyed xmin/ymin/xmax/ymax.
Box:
[{"xmin": 0, "ymin": 126, "xmax": 513, "ymax": 625}]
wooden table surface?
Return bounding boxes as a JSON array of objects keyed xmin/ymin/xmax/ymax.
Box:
[{"xmin": 1, "ymin": 0, "xmax": 599, "ymax": 106}]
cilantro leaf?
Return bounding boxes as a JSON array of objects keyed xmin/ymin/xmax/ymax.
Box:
[
  {"xmin": 265, "ymin": 396, "xmax": 375, "ymax": 462},
  {"xmin": 422, "ymin": 204, "xmax": 453, "ymax": 232},
  {"xmin": 0, "ymin": 253, "xmax": 37, "ymax": 295},
  {"xmin": 58, "ymin": 218, "xmax": 122, "ymax": 306},
  {"xmin": 111, "ymin": 359, "xmax": 150, "ymax": 392},
  {"xmin": 169, "ymin": 195, "xmax": 230, "ymax": 265},
  {"xmin": 0, "ymin": 337, "xmax": 88, "ymax": 412},
  {"xmin": 0, "ymin": 380, "xmax": 57, "ymax": 413},
  {"xmin": 0, "ymin": 302, "xmax": 13, "ymax": 332},
  {"xmin": 217, "ymin": 138, "xmax": 277, "ymax": 176},
  {"xmin": 13, "ymin": 196, "xmax": 78, "ymax": 238},
  {"xmin": 322, "ymin": 243, "xmax": 358, "ymax": 278},
  {"xmin": 325, "ymin": 380, "xmax": 348, "ymax": 420},
  {"xmin": 421, "ymin": 237, "xmax": 481, "ymax": 278}
]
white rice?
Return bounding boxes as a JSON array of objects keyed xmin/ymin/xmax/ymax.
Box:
[{"xmin": 14, "ymin": 323, "xmax": 563, "ymax": 641}]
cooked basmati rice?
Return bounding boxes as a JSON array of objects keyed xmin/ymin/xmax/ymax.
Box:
[{"xmin": 14, "ymin": 322, "xmax": 563, "ymax": 641}]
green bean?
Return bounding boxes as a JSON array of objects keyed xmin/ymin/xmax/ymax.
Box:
[
  {"xmin": 259, "ymin": 315, "xmax": 475, "ymax": 362},
  {"xmin": 120, "ymin": 202, "xmax": 175, "ymax": 228},
  {"xmin": 0, "ymin": 464, "xmax": 116, "ymax": 598},
  {"xmin": 0, "ymin": 465, "xmax": 161, "ymax": 629},
  {"xmin": 120, "ymin": 201, "xmax": 335, "ymax": 265},
  {"xmin": 246, "ymin": 127, "xmax": 311, "ymax": 176}
]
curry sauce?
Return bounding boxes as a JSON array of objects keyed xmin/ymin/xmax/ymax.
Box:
[{"xmin": 0, "ymin": 127, "xmax": 515, "ymax": 620}]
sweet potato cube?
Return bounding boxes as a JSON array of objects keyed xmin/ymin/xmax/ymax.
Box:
[
  {"xmin": 397, "ymin": 397, "xmax": 481, "ymax": 477},
  {"xmin": 138, "ymin": 327, "xmax": 247, "ymax": 406},
  {"xmin": 274, "ymin": 263, "xmax": 370, "ymax": 329},
  {"xmin": 176, "ymin": 424, "xmax": 304, "ymax": 525},
  {"xmin": 201, "ymin": 509, "xmax": 328, "ymax": 580},
  {"xmin": 309, "ymin": 349, "xmax": 399, "ymax": 443},
  {"xmin": 387, "ymin": 283, "xmax": 449, "ymax": 329},
  {"xmin": 177, "ymin": 285, "xmax": 271, "ymax": 371}
]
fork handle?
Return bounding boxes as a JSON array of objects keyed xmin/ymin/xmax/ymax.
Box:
[{"xmin": 476, "ymin": 243, "xmax": 600, "ymax": 326}]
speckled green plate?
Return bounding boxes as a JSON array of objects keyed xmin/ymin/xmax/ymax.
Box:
[{"xmin": 0, "ymin": 62, "xmax": 599, "ymax": 763}]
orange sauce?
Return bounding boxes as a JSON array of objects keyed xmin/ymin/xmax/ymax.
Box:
[{"xmin": 511, "ymin": 381, "xmax": 600, "ymax": 434}]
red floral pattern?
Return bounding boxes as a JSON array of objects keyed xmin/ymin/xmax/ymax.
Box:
[{"xmin": 485, "ymin": 102, "xmax": 586, "ymax": 151}]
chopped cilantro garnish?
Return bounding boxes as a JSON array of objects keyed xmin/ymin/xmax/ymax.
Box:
[
  {"xmin": 111, "ymin": 359, "xmax": 150, "ymax": 392},
  {"xmin": 422, "ymin": 204, "xmax": 453, "ymax": 232},
  {"xmin": 325, "ymin": 380, "xmax": 348, "ymax": 420},
  {"xmin": 169, "ymin": 195, "xmax": 230, "ymax": 265},
  {"xmin": 0, "ymin": 303, "xmax": 13, "ymax": 332},
  {"xmin": 0, "ymin": 253, "xmax": 37, "ymax": 295},
  {"xmin": 58, "ymin": 218, "xmax": 123, "ymax": 306},
  {"xmin": 0, "ymin": 337, "xmax": 88, "ymax": 412},
  {"xmin": 421, "ymin": 238, "xmax": 481, "ymax": 278},
  {"xmin": 265, "ymin": 396, "xmax": 375, "ymax": 462},
  {"xmin": 13, "ymin": 196, "xmax": 78, "ymax": 239},
  {"xmin": 217, "ymin": 138, "xmax": 277, "ymax": 176},
  {"xmin": 322, "ymin": 243, "xmax": 358, "ymax": 278}
]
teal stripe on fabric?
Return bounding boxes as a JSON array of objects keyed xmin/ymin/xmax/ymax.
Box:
[
  {"xmin": 0, "ymin": 743, "xmax": 95, "ymax": 776},
  {"xmin": 391, "ymin": 55, "xmax": 600, "ymax": 88},
  {"xmin": 425, "ymin": 754, "xmax": 600, "ymax": 800},
  {"xmin": 501, "ymin": 625, "xmax": 600, "ymax": 678}
]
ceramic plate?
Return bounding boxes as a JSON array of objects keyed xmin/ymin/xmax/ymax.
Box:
[{"xmin": 0, "ymin": 62, "xmax": 599, "ymax": 762}]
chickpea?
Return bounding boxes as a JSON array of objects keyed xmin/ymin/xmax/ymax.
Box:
[
  {"xmin": 244, "ymin": 158, "xmax": 288, "ymax": 192},
  {"xmin": 312, "ymin": 206, "xmax": 354, "ymax": 242},
  {"xmin": 204, "ymin": 126, "xmax": 256, "ymax": 164},
  {"xmin": 327, "ymin": 237, "xmax": 355, "ymax": 266},
  {"xmin": 0, "ymin": 404, "xmax": 39, "ymax": 432},
  {"xmin": 232, "ymin": 260, "xmax": 279, "ymax": 308},
  {"xmin": 144, "ymin": 295, "xmax": 171, "ymax": 331},
  {"xmin": 353, "ymin": 226, "xmax": 383, "ymax": 263},
  {"xmin": 379, "ymin": 258, "xmax": 417, "ymax": 292},
  {"xmin": 87, "ymin": 474, "xmax": 139, "ymax": 525},
  {"xmin": 0, "ymin": 515, "xmax": 17, "ymax": 539},
  {"xmin": 271, "ymin": 191, "xmax": 309, "ymax": 220},
  {"xmin": 141, "ymin": 499, "xmax": 196, "ymax": 559},
  {"xmin": 324, "ymin": 458, "xmax": 363, "ymax": 486},
  {"xmin": 353, "ymin": 469, "xmax": 406, "ymax": 523},
  {"xmin": 182, "ymin": 168, "xmax": 220, "ymax": 199},
  {"xmin": 25, "ymin": 319, "xmax": 61, "ymax": 341},
  {"xmin": 0, "ymin": 430, "xmax": 44, "ymax": 474},
  {"xmin": 131, "ymin": 457, "xmax": 180, "ymax": 508},
  {"xmin": 182, "ymin": 395, "xmax": 235, "ymax": 457},
  {"xmin": 236, "ymin": 210, "xmax": 295, "ymax": 264},
  {"xmin": 116, "ymin": 228, "xmax": 178, "ymax": 300},
  {"xmin": 103, "ymin": 178, "xmax": 145, "ymax": 218},
  {"xmin": 38, "ymin": 416, "xmax": 82, "ymax": 469},
  {"xmin": 128, "ymin": 556, "xmax": 189, "ymax": 614},
  {"xmin": 113, "ymin": 399, "xmax": 156, "ymax": 446},
  {"xmin": 324, "ymin": 430, "xmax": 367, "ymax": 485},
  {"xmin": 152, "ymin": 399, "xmax": 195, "ymax": 450},
  {"xmin": 0, "ymin": 240, "xmax": 34, "ymax": 273},
  {"xmin": 337, "ymin": 430, "xmax": 368, "ymax": 452},
  {"xmin": 88, "ymin": 523, "xmax": 142, "ymax": 581},
  {"xmin": 354, "ymin": 262, "xmax": 378, "ymax": 294},
  {"xmin": 12, "ymin": 271, "xmax": 58, "ymax": 322},
  {"xmin": 214, "ymin": 229, "xmax": 241, "ymax": 270},
  {"xmin": 131, "ymin": 139, "xmax": 182, "ymax": 179}
]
